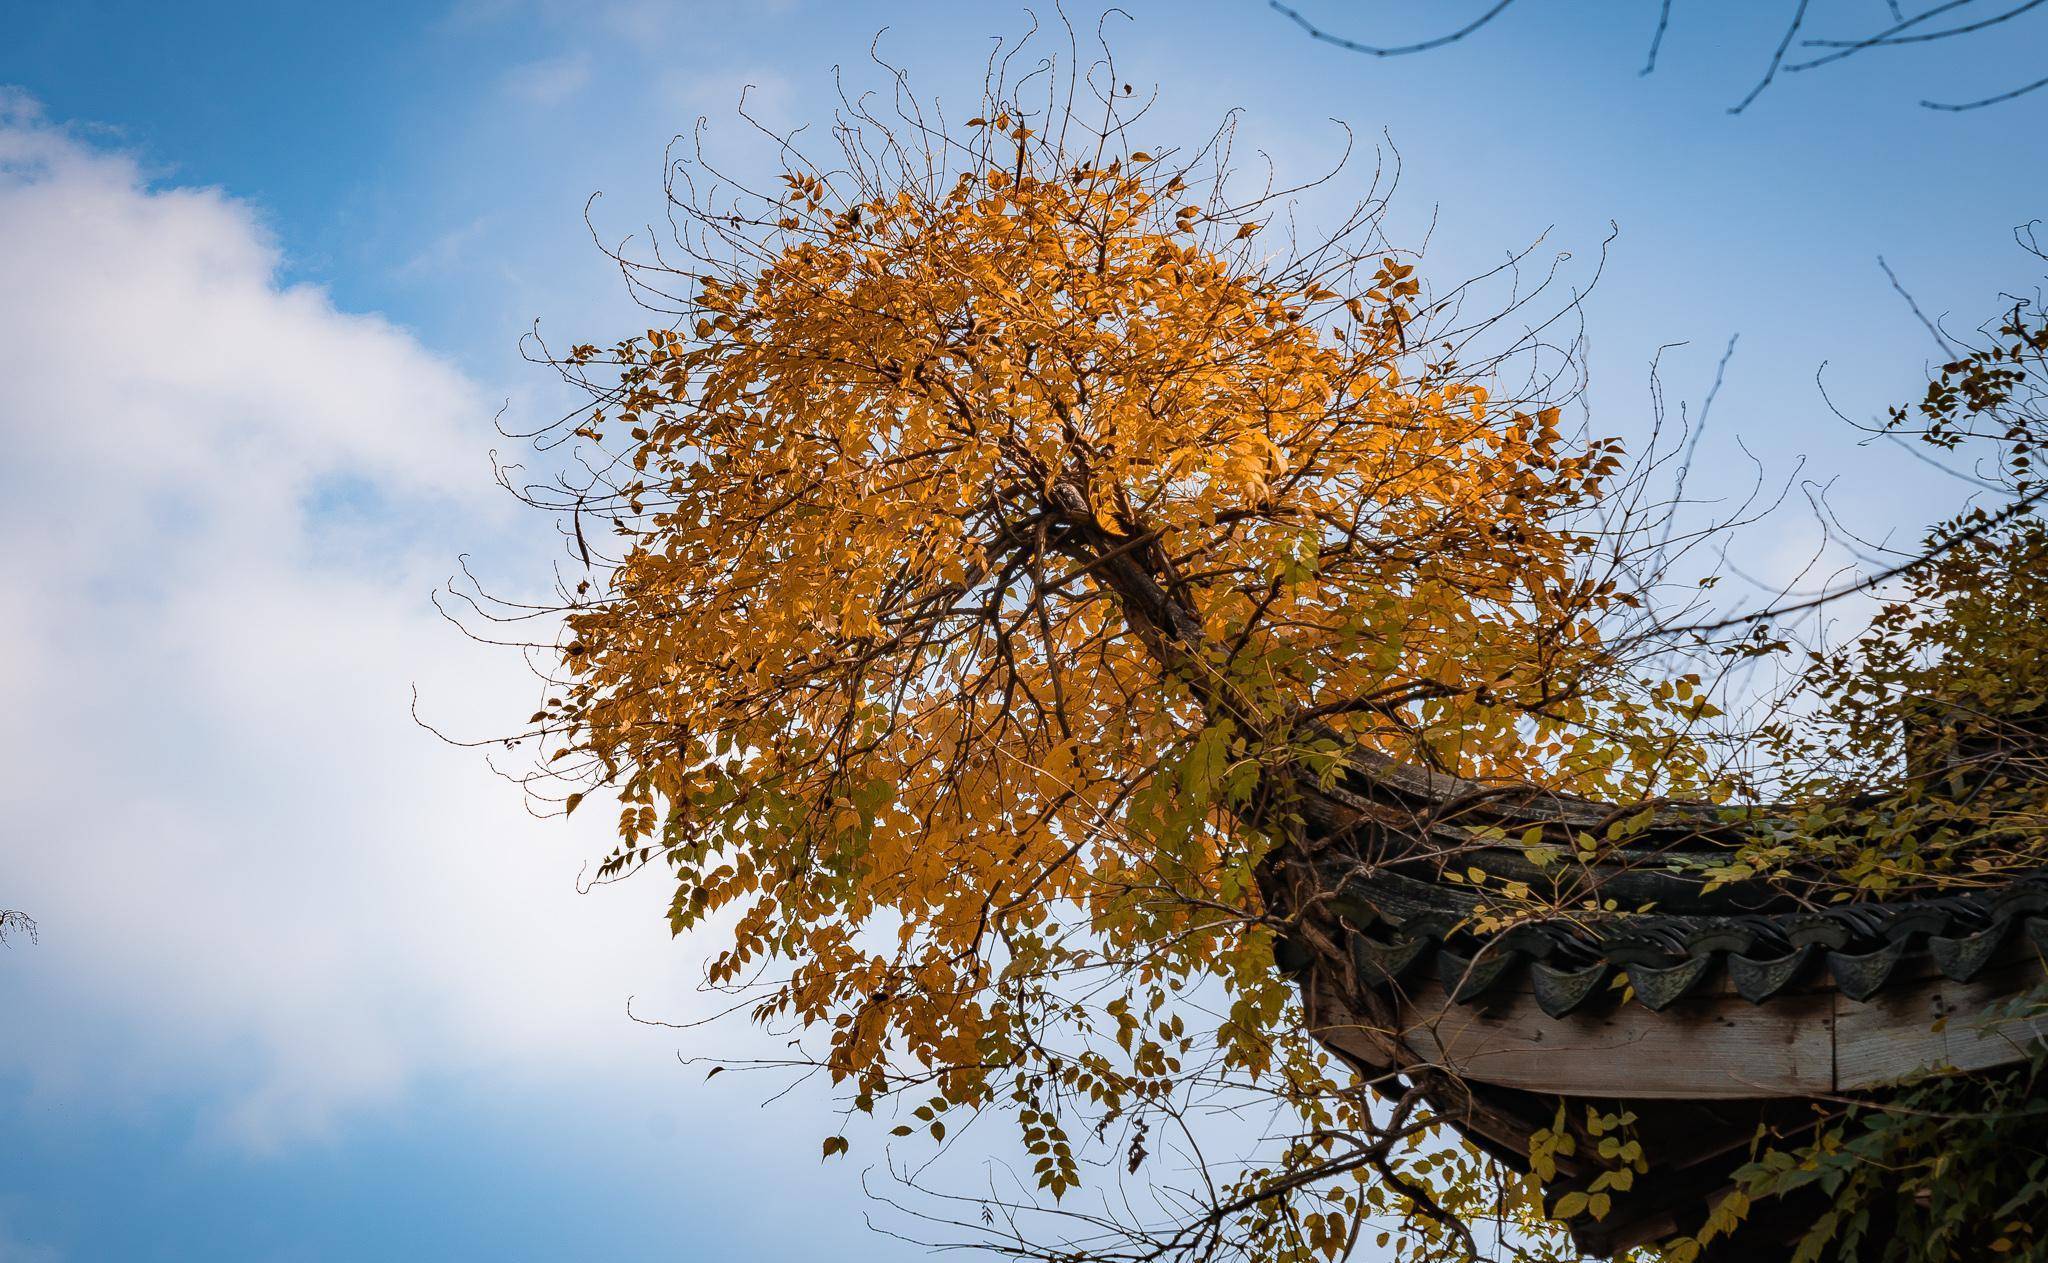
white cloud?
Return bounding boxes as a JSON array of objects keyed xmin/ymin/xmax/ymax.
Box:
[{"xmin": 0, "ymin": 92, "xmax": 698, "ymax": 1147}]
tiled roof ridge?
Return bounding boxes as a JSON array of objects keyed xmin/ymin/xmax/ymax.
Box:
[{"xmin": 1312, "ymin": 867, "xmax": 2048, "ymax": 1017}]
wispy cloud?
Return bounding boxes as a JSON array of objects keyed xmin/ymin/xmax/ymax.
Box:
[
  {"xmin": 503, "ymin": 51, "xmax": 592, "ymax": 106},
  {"xmin": 661, "ymin": 67, "xmax": 797, "ymax": 131}
]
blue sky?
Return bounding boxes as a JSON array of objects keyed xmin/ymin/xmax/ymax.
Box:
[{"xmin": 2, "ymin": 2, "xmax": 2044, "ymax": 1259}]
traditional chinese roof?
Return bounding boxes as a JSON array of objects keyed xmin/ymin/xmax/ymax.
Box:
[
  {"xmin": 1305, "ymin": 866, "xmax": 2048, "ymax": 1015},
  {"xmin": 1266, "ymin": 750, "xmax": 2048, "ymax": 1260}
]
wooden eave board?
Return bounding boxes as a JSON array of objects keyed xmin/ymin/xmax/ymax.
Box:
[{"xmin": 1378, "ymin": 957, "xmax": 2047, "ymax": 1098}]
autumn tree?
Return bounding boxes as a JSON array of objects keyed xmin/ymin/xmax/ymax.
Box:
[{"xmin": 471, "ymin": 29, "xmax": 2047, "ymax": 1263}]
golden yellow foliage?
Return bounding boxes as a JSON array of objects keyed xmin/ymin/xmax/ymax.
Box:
[{"xmin": 516, "ymin": 67, "xmax": 1729, "ymax": 1262}]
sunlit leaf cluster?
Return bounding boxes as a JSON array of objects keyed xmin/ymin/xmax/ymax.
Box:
[
  {"xmin": 490, "ymin": 38, "xmax": 2047, "ymax": 1261},
  {"xmin": 509, "ymin": 62, "xmax": 1719, "ymax": 1258}
]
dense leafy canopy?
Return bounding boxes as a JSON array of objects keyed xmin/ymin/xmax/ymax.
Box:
[
  {"xmin": 494, "ymin": 51, "xmax": 2047, "ymax": 1263},
  {"xmin": 529, "ymin": 96, "xmax": 1710, "ymax": 1257}
]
